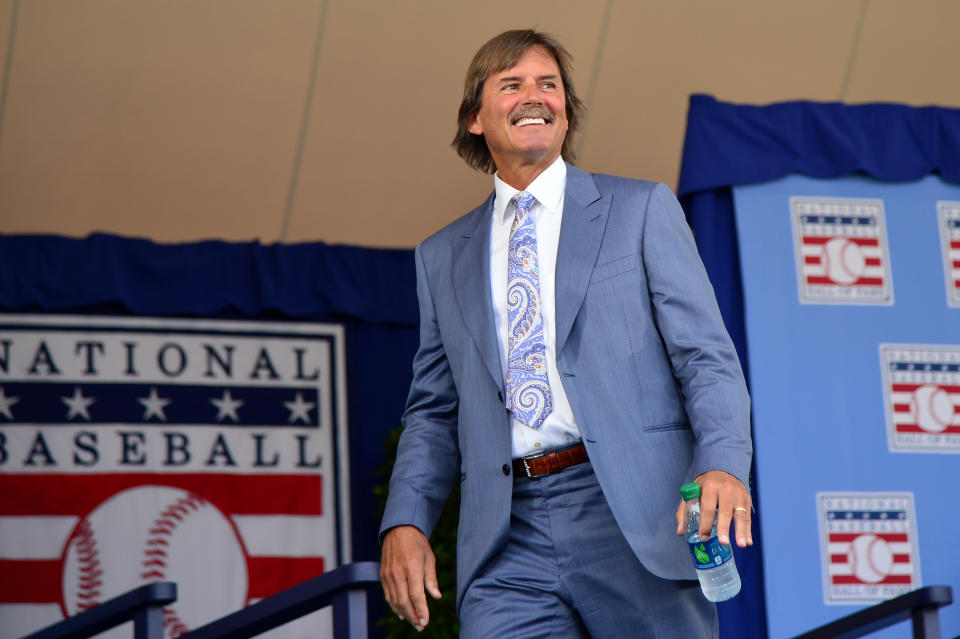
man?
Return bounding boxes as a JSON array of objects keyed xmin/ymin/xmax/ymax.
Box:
[{"xmin": 381, "ymin": 29, "xmax": 753, "ymax": 638}]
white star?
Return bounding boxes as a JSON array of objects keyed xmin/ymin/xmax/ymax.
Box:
[
  {"xmin": 138, "ymin": 387, "xmax": 172, "ymax": 421},
  {"xmin": 0, "ymin": 387, "xmax": 20, "ymax": 420},
  {"xmin": 283, "ymin": 392, "xmax": 315, "ymax": 424},
  {"xmin": 210, "ymin": 389, "xmax": 244, "ymax": 422},
  {"xmin": 62, "ymin": 386, "xmax": 95, "ymax": 421}
]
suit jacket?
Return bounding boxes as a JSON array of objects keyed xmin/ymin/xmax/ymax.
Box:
[{"xmin": 380, "ymin": 163, "xmax": 752, "ymax": 611}]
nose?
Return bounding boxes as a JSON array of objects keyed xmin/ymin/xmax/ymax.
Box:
[{"xmin": 520, "ymin": 82, "xmax": 543, "ymax": 104}]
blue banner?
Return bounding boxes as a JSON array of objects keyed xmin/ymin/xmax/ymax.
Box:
[{"xmin": 733, "ymin": 174, "xmax": 960, "ymax": 639}]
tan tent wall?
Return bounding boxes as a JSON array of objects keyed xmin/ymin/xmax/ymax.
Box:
[{"xmin": 1, "ymin": 0, "xmax": 958, "ymax": 249}]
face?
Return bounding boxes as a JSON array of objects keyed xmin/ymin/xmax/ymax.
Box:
[{"xmin": 468, "ymin": 46, "xmax": 569, "ymax": 174}]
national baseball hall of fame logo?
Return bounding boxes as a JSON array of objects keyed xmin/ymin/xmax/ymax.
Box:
[
  {"xmin": 880, "ymin": 344, "xmax": 960, "ymax": 453},
  {"xmin": 939, "ymin": 201, "xmax": 960, "ymax": 307},
  {"xmin": 791, "ymin": 197, "xmax": 893, "ymax": 305},
  {"xmin": 0, "ymin": 315, "xmax": 350, "ymax": 639},
  {"xmin": 817, "ymin": 493, "xmax": 920, "ymax": 604}
]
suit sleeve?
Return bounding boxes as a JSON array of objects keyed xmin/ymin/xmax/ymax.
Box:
[
  {"xmin": 379, "ymin": 243, "xmax": 461, "ymax": 541},
  {"xmin": 642, "ymin": 183, "xmax": 752, "ymax": 487}
]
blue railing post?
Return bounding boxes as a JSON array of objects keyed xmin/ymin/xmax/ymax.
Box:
[
  {"xmin": 132, "ymin": 604, "xmax": 169, "ymax": 639},
  {"xmin": 332, "ymin": 589, "xmax": 370, "ymax": 639},
  {"xmin": 910, "ymin": 602, "xmax": 942, "ymax": 639}
]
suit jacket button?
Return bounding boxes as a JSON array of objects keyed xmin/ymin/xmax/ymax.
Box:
[{"xmin": 502, "ymin": 464, "xmax": 510, "ymax": 476}]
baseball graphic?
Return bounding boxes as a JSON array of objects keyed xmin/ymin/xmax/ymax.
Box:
[
  {"xmin": 848, "ymin": 534, "xmax": 893, "ymax": 584},
  {"xmin": 822, "ymin": 238, "xmax": 866, "ymax": 285},
  {"xmin": 910, "ymin": 384, "xmax": 954, "ymax": 433},
  {"xmin": 61, "ymin": 485, "xmax": 249, "ymax": 638}
]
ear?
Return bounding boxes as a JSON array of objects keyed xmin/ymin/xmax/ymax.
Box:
[{"xmin": 467, "ymin": 112, "xmax": 483, "ymax": 136}]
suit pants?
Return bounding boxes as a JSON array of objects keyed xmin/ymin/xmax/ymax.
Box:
[{"xmin": 459, "ymin": 460, "xmax": 717, "ymax": 639}]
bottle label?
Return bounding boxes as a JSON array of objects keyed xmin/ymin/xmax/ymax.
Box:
[{"xmin": 688, "ymin": 536, "xmax": 733, "ymax": 570}]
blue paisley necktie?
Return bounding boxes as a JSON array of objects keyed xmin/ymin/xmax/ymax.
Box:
[{"xmin": 505, "ymin": 191, "xmax": 553, "ymax": 429}]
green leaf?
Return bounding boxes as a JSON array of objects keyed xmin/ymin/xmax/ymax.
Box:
[{"xmin": 694, "ymin": 544, "xmax": 710, "ymax": 564}]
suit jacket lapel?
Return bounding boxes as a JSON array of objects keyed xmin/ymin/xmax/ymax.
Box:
[
  {"xmin": 556, "ymin": 164, "xmax": 608, "ymax": 353},
  {"xmin": 453, "ymin": 194, "xmax": 504, "ymax": 388}
]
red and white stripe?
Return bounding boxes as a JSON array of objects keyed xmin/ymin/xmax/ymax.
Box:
[
  {"xmin": 828, "ymin": 532, "xmax": 914, "ymax": 586},
  {"xmin": 948, "ymin": 239, "xmax": 960, "ymax": 293},
  {"xmin": 801, "ymin": 236, "xmax": 885, "ymax": 286},
  {"xmin": 890, "ymin": 383, "xmax": 960, "ymax": 434}
]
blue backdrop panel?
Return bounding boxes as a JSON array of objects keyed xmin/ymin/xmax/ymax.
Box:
[
  {"xmin": 679, "ymin": 96, "xmax": 960, "ymax": 639},
  {"xmin": 733, "ymin": 174, "xmax": 960, "ymax": 639}
]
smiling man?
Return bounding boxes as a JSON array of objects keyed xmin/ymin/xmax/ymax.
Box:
[{"xmin": 380, "ymin": 29, "xmax": 754, "ymax": 638}]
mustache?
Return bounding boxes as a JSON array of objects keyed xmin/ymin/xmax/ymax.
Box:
[{"xmin": 510, "ymin": 105, "xmax": 556, "ymax": 124}]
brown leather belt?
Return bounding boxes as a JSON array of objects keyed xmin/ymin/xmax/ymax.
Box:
[{"xmin": 512, "ymin": 443, "xmax": 588, "ymax": 478}]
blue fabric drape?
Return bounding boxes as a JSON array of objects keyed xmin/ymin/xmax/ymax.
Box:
[
  {"xmin": 0, "ymin": 232, "xmax": 417, "ymax": 323},
  {"xmin": 680, "ymin": 94, "xmax": 960, "ymax": 195},
  {"xmin": 678, "ymin": 94, "xmax": 960, "ymax": 639}
]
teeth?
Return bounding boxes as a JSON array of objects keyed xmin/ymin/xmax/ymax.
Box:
[{"xmin": 515, "ymin": 118, "xmax": 546, "ymax": 127}]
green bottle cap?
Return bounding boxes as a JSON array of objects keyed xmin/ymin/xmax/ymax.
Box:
[{"xmin": 680, "ymin": 482, "xmax": 701, "ymax": 500}]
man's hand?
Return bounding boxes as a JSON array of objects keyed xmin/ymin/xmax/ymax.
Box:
[
  {"xmin": 675, "ymin": 470, "xmax": 753, "ymax": 548},
  {"xmin": 381, "ymin": 525, "xmax": 442, "ymax": 632}
]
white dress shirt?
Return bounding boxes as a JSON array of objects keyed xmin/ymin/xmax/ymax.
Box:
[{"xmin": 490, "ymin": 156, "xmax": 582, "ymax": 458}]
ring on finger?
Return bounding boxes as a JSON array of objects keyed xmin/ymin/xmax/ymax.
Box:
[{"xmin": 734, "ymin": 506, "xmax": 749, "ymax": 514}]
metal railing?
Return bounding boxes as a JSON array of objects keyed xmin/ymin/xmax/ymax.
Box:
[
  {"xmin": 18, "ymin": 570, "xmax": 951, "ymax": 639},
  {"xmin": 20, "ymin": 561, "xmax": 381, "ymax": 639},
  {"xmin": 22, "ymin": 582, "xmax": 177, "ymax": 639},
  {"xmin": 792, "ymin": 585, "xmax": 953, "ymax": 639},
  {"xmin": 180, "ymin": 561, "xmax": 381, "ymax": 639}
]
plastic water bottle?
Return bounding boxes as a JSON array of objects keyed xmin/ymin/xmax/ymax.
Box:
[{"xmin": 680, "ymin": 481, "xmax": 741, "ymax": 602}]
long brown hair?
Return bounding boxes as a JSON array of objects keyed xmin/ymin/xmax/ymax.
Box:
[{"xmin": 452, "ymin": 29, "xmax": 585, "ymax": 174}]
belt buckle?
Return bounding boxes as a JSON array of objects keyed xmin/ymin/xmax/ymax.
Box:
[{"xmin": 520, "ymin": 447, "xmax": 555, "ymax": 478}]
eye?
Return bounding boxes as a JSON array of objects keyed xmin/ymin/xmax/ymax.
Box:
[
  {"xmin": 501, "ymin": 83, "xmax": 519, "ymax": 92},
  {"xmin": 541, "ymin": 82, "xmax": 558, "ymax": 90}
]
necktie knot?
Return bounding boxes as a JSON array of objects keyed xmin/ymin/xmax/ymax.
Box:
[{"xmin": 512, "ymin": 191, "xmax": 536, "ymax": 221}]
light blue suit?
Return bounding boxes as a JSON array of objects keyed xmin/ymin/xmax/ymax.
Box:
[{"xmin": 381, "ymin": 164, "xmax": 752, "ymax": 616}]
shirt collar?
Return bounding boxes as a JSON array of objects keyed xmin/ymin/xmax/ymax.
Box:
[{"xmin": 493, "ymin": 155, "xmax": 567, "ymax": 225}]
